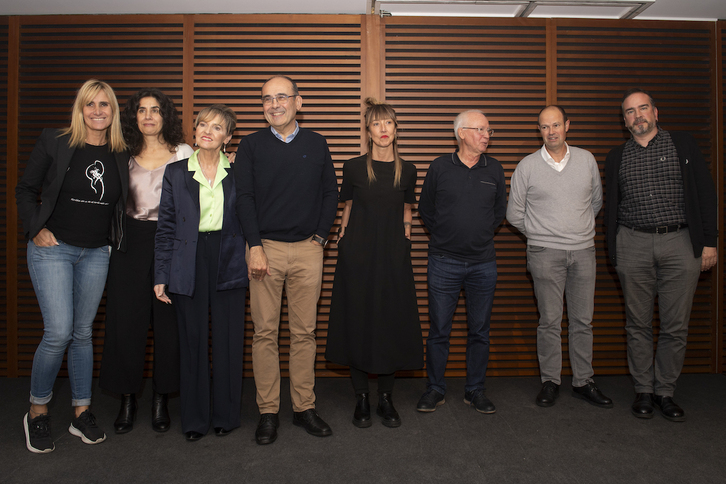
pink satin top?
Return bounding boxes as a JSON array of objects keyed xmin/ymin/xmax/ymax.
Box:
[{"xmin": 126, "ymin": 143, "xmax": 194, "ymax": 221}]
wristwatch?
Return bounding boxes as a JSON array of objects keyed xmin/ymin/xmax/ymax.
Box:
[{"xmin": 312, "ymin": 234, "xmax": 328, "ymax": 247}]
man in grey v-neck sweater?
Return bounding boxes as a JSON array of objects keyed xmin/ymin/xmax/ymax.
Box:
[{"xmin": 507, "ymin": 106, "xmax": 612, "ymax": 410}]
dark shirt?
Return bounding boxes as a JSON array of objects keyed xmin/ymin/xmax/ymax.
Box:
[
  {"xmin": 419, "ymin": 152, "xmax": 507, "ymax": 263},
  {"xmin": 45, "ymin": 144, "xmax": 121, "ymax": 247},
  {"xmin": 617, "ymin": 129, "xmax": 686, "ymax": 229},
  {"xmin": 605, "ymin": 130, "xmax": 718, "ymax": 265},
  {"xmin": 235, "ymin": 127, "xmax": 338, "ymax": 246}
]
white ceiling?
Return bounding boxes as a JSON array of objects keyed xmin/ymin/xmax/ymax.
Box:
[{"xmin": 1, "ymin": 0, "xmax": 725, "ymax": 21}]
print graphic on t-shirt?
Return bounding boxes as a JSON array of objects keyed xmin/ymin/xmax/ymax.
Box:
[{"xmin": 85, "ymin": 160, "xmax": 105, "ymax": 200}]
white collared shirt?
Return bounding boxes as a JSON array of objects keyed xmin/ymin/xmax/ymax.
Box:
[{"xmin": 540, "ymin": 143, "xmax": 570, "ymax": 172}]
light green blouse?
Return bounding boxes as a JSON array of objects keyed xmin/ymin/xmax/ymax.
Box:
[{"xmin": 188, "ymin": 150, "xmax": 229, "ymax": 232}]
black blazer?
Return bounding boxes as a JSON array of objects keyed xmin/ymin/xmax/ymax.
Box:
[
  {"xmin": 154, "ymin": 158, "xmax": 248, "ymax": 297},
  {"xmin": 15, "ymin": 128, "xmax": 129, "ymax": 248},
  {"xmin": 604, "ymin": 130, "xmax": 718, "ymax": 266}
]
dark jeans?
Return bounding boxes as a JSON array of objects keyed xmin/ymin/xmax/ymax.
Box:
[{"xmin": 425, "ymin": 254, "xmax": 497, "ymax": 394}]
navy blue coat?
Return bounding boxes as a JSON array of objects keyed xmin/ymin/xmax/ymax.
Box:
[{"xmin": 154, "ymin": 158, "xmax": 248, "ymax": 297}]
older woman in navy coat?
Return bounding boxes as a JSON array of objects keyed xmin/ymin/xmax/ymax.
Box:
[{"xmin": 154, "ymin": 104, "xmax": 247, "ymax": 441}]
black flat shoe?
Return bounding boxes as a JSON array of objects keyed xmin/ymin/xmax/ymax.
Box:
[
  {"xmin": 255, "ymin": 414, "xmax": 279, "ymax": 445},
  {"xmin": 185, "ymin": 431, "xmax": 204, "ymax": 442},
  {"xmin": 114, "ymin": 394, "xmax": 137, "ymax": 434},
  {"xmin": 572, "ymin": 382, "xmax": 613, "ymax": 409},
  {"xmin": 152, "ymin": 393, "xmax": 171, "ymax": 433},
  {"xmin": 653, "ymin": 395, "xmax": 686, "ymax": 422},
  {"xmin": 631, "ymin": 393, "xmax": 654, "ymax": 419},
  {"xmin": 215, "ymin": 427, "xmax": 233, "ymax": 437},
  {"xmin": 536, "ymin": 381, "xmax": 560, "ymax": 407},
  {"xmin": 376, "ymin": 392, "xmax": 401, "ymax": 428},
  {"xmin": 353, "ymin": 393, "xmax": 372, "ymax": 428},
  {"xmin": 293, "ymin": 409, "xmax": 332, "ymax": 437}
]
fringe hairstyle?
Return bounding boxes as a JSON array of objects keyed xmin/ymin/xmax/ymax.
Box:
[
  {"xmin": 60, "ymin": 79, "xmax": 126, "ymax": 152},
  {"xmin": 122, "ymin": 88, "xmax": 185, "ymax": 157},
  {"xmin": 364, "ymin": 97, "xmax": 402, "ymax": 187},
  {"xmin": 194, "ymin": 104, "xmax": 237, "ymax": 153}
]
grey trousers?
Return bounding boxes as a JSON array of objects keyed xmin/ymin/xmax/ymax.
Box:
[
  {"xmin": 527, "ymin": 245, "xmax": 596, "ymax": 387},
  {"xmin": 615, "ymin": 226, "xmax": 701, "ymax": 397}
]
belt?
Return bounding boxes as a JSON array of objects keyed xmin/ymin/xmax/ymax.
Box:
[{"xmin": 632, "ymin": 224, "xmax": 687, "ymax": 234}]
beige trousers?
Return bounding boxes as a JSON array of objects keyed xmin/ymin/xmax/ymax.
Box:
[{"xmin": 249, "ymin": 238, "xmax": 323, "ymax": 413}]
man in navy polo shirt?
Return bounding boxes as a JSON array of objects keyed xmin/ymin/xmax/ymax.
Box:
[{"xmin": 417, "ymin": 110, "xmax": 506, "ymax": 414}]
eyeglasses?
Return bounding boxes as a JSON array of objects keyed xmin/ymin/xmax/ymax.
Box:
[
  {"xmin": 261, "ymin": 94, "xmax": 296, "ymax": 105},
  {"xmin": 461, "ymin": 127, "xmax": 494, "ymax": 136}
]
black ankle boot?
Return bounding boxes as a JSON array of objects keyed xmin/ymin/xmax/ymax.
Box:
[
  {"xmin": 152, "ymin": 392, "xmax": 170, "ymax": 432},
  {"xmin": 114, "ymin": 394, "xmax": 137, "ymax": 434},
  {"xmin": 377, "ymin": 392, "xmax": 401, "ymax": 428},
  {"xmin": 352, "ymin": 393, "xmax": 372, "ymax": 428}
]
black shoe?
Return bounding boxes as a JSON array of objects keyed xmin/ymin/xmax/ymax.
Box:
[
  {"xmin": 653, "ymin": 395, "xmax": 686, "ymax": 422},
  {"xmin": 69, "ymin": 410, "xmax": 106, "ymax": 444},
  {"xmin": 215, "ymin": 427, "xmax": 233, "ymax": 437},
  {"xmin": 24, "ymin": 413, "xmax": 54, "ymax": 454},
  {"xmin": 416, "ymin": 389, "xmax": 445, "ymax": 412},
  {"xmin": 464, "ymin": 389, "xmax": 496, "ymax": 414},
  {"xmin": 572, "ymin": 381, "xmax": 614, "ymax": 409},
  {"xmin": 185, "ymin": 431, "xmax": 204, "ymax": 442},
  {"xmin": 255, "ymin": 413, "xmax": 279, "ymax": 445},
  {"xmin": 376, "ymin": 392, "xmax": 401, "ymax": 428},
  {"xmin": 152, "ymin": 393, "xmax": 170, "ymax": 433},
  {"xmin": 536, "ymin": 381, "xmax": 560, "ymax": 407},
  {"xmin": 293, "ymin": 409, "xmax": 332, "ymax": 437},
  {"xmin": 353, "ymin": 393, "xmax": 372, "ymax": 428},
  {"xmin": 113, "ymin": 394, "xmax": 137, "ymax": 434},
  {"xmin": 631, "ymin": 393, "xmax": 654, "ymax": 419}
]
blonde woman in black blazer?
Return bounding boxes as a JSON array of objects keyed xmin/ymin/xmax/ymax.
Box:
[{"xmin": 16, "ymin": 79, "xmax": 129, "ymax": 454}]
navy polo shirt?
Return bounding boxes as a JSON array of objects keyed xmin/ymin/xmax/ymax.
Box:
[{"xmin": 419, "ymin": 152, "xmax": 507, "ymax": 263}]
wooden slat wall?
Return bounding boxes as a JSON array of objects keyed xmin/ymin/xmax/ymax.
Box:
[
  {"xmin": 0, "ymin": 14, "xmax": 723, "ymax": 380},
  {"xmin": 719, "ymin": 20, "xmax": 725, "ymax": 374},
  {"xmin": 555, "ymin": 19, "xmax": 719, "ymax": 375},
  {"xmin": 14, "ymin": 16, "xmax": 186, "ymax": 377},
  {"xmin": 187, "ymin": 15, "xmax": 364, "ymax": 376},
  {"xmin": 0, "ymin": 18, "xmax": 8, "ymax": 376},
  {"xmin": 383, "ymin": 17, "xmax": 548, "ymax": 377}
]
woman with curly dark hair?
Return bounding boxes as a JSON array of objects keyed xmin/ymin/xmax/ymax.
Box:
[{"xmin": 100, "ymin": 88, "xmax": 193, "ymax": 434}]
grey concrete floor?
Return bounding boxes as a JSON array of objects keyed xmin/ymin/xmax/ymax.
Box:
[{"xmin": 1, "ymin": 374, "xmax": 724, "ymax": 483}]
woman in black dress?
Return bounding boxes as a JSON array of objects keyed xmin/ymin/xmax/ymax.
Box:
[{"xmin": 326, "ymin": 98, "xmax": 423, "ymax": 428}]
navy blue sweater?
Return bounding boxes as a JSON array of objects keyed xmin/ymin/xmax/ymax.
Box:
[{"xmin": 235, "ymin": 127, "xmax": 338, "ymax": 246}]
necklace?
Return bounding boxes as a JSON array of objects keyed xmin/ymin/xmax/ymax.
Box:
[{"xmin": 200, "ymin": 163, "xmax": 216, "ymax": 185}]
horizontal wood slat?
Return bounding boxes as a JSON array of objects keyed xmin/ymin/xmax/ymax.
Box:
[
  {"xmin": 0, "ymin": 14, "xmax": 722, "ymax": 383},
  {"xmin": 1, "ymin": 19, "xmax": 9, "ymax": 376},
  {"xmin": 556, "ymin": 18, "xmax": 718, "ymax": 377}
]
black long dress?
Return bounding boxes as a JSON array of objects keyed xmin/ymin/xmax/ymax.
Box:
[{"xmin": 325, "ymin": 155, "xmax": 424, "ymax": 374}]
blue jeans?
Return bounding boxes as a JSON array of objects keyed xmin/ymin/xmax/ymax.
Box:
[
  {"xmin": 27, "ymin": 240, "xmax": 111, "ymax": 407},
  {"xmin": 426, "ymin": 254, "xmax": 497, "ymax": 394}
]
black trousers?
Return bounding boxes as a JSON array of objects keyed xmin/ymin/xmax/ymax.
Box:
[
  {"xmin": 100, "ymin": 217, "xmax": 180, "ymax": 395},
  {"xmin": 350, "ymin": 367, "xmax": 395, "ymax": 395},
  {"xmin": 172, "ymin": 231, "xmax": 246, "ymax": 435}
]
